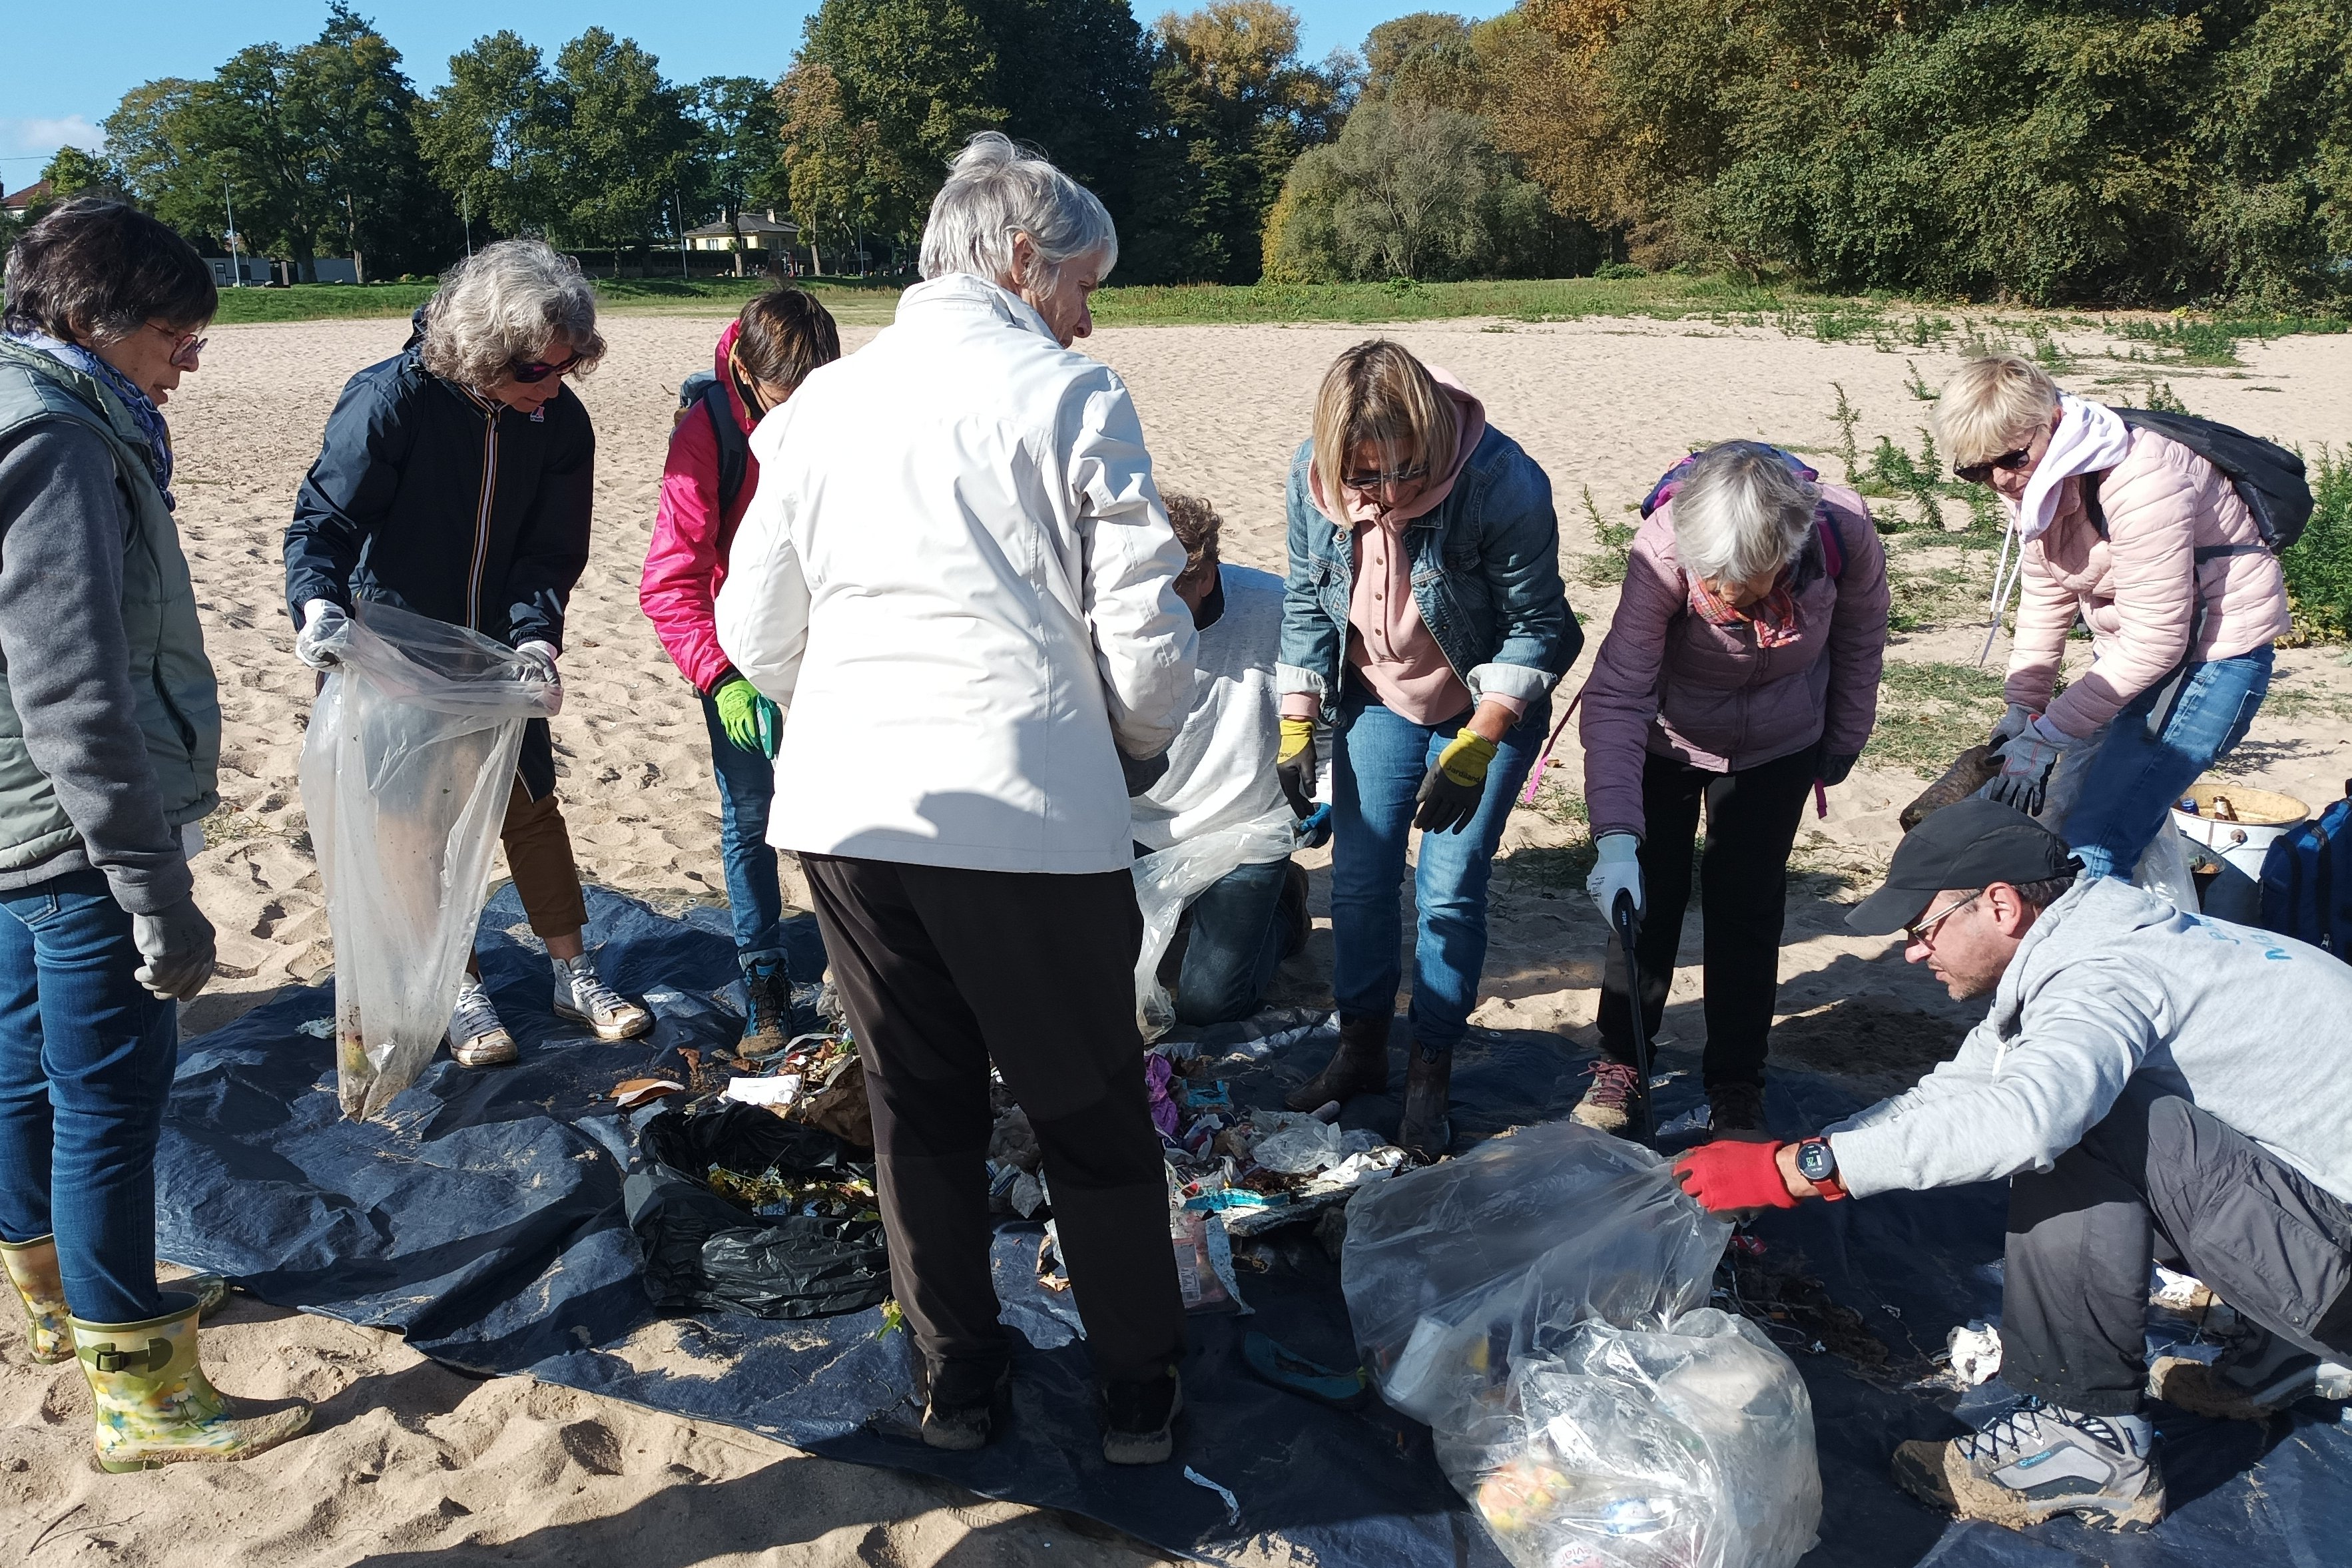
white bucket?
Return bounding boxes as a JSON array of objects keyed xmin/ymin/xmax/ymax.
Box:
[{"xmin": 2172, "ymin": 782, "xmax": 2307, "ymax": 882}]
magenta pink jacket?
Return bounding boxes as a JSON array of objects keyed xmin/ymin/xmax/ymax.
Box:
[
  {"xmin": 2008, "ymin": 427, "xmax": 2291, "ymax": 737},
  {"xmin": 1580, "ymin": 487, "xmax": 1888, "ymax": 840},
  {"xmin": 640, "ymin": 320, "xmax": 760, "ymax": 694}
]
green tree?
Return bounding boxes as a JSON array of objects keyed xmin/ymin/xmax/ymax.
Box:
[
  {"xmin": 417, "ymin": 31, "xmax": 562, "ymax": 241},
  {"xmin": 288, "ymin": 5, "xmax": 446, "ymax": 281},
  {"xmin": 776, "ymin": 61, "xmax": 903, "ymax": 274},
  {"xmin": 551, "ymin": 29, "xmax": 699, "ymax": 269},
  {"xmin": 798, "ymin": 0, "xmax": 1002, "ymax": 232},
  {"xmin": 104, "ymin": 80, "xmax": 220, "ymax": 240},
  {"xmin": 689, "ymin": 75, "xmax": 786, "ymax": 268},
  {"xmin": 27, "ymin": 146, "xmax": 130, "ymax": 220}
]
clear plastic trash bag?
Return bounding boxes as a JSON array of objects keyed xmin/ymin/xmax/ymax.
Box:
[
  {"xmin": 1131, "ymin": 806, "xmax": 1299, "ymax": 1039},
  {"xmin": 298, "ymin": 601, "xmax": 556, "ymax": 1119},
  {"xmin": 1438, "ymin": 1309, "xmax": 1821, "ymax": 1568}
]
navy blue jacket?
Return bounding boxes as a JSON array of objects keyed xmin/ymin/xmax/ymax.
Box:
[{"xmin": 284, "ymin": 316, "xmax": 593, "ymax": 797}]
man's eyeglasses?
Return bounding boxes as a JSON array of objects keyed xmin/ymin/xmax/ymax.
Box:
[
  {"xmin": 147, "ymin": 323, "xmax": 205, "ymax": 370},
  {"xmin": 509, "ymin": 352, "xmax": 581, "ymax": 385},
  {"xmin": 1952, "ymin": 447, "xmax": 2034, "ymax": 485},
  {"xmin": 1342, "ymin": 461, "xmax": 1429, "ymax": 493},
  {"xmin": 1905, "ymin": 890, "xmax": 1984, "ymax": 946}
]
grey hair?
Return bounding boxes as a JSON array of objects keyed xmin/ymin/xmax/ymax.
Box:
[
  {"xmin": 420, "ymin": 238, "xmax": 605, "ymax": 390},
  {"xmin": 918, "ymin": 132, "xmax": 1118, "ymax": 289},
  {"xmin": 1671, "ymin": 443, "xmax": 1821, "ymax": 584}
]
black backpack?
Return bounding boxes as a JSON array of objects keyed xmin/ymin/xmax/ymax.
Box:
[
  {"xmin": 2085, "ymin": 408, "xmax": 2313, "ymax": 555},
  {"xmin": 677, "ymin": 371, "xmax": 750, "ymax": 515}
]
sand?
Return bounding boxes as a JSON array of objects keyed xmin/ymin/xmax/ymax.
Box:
[{"xmin": 3, "ymin": 306, "xmax": 2346, "ymax": 1563}]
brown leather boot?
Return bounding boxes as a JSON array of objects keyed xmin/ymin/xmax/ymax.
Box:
[
  {"xmin": 1396, "ymin": 1044, "xmax": 1454, "ymax": 1162},
  {"xmin": 1284, "ymin": 1013, "xmax": 1392, "ymax": 1111}
]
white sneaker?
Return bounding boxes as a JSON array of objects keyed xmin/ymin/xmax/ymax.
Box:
[
  {"xmin": 550, "ymin": 952, "xmax": 653, "ymax": 1041},
  {"xmin": 449, "ymin": 980, "xmax": 518, "ymax": 1067}
]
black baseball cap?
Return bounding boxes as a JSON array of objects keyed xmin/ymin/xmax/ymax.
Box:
[{"xmin": 1847, "ymin": 798, "xmax": 2080, "ymax": 935}]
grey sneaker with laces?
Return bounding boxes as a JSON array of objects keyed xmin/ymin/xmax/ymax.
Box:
[
  {"xmin": 1893, "ymin": 1398, "xmax": 2165, "ymax": 1531},
  {"xmin": 2153, "ymin": 1324, "xmax": 2345, "ymax": 1420},
  {"xmin": 449, "ymin": 979, "xmax": 519, "ymax": 1067},
  {"xmin": 550, "ymin": 952, "xmax": 653, "ymax": 1041}
]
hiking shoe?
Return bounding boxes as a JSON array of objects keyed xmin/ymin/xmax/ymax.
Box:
[
  {"xmin": 736, "ymin": 955, "xmax": 793, "ymax": 1061},
  {"xmin": 1284, "ymin": 1013, "xmax": 1391, "ymax": 1111},
  {"xmin": 1706, "ymin": 1081, "xmax": 1771, "ymax": 1139},
  {"xmin": 551, "ymin": 953, "xmax": 653, "ymax": 1041},
  {"xmin": 1396, "ymin": 1045, "xmax": 1454, "ymax": 1163},
  {"xmin": 919, "ymin": 1356, "xmax": 1011, "ymax": 1451},
  {"xmin": 2152, "ymin": 1326, "xmax": 2337, "ymax": 1420},
  {"xmin": 1572, "ymin": 1059, "xmax": 1645, "ymax": 1135},
  {"xmin": 1892, "ymin": 1398, "xmax": 2165, "ymax": 1531},
  {"xmin": 1101, "ymin": 1364, "xmax": 1183, "ymax": 1465},
  {"xmin": 449, "ymin": 980, "xmax": 517, "ymax": 1067}
]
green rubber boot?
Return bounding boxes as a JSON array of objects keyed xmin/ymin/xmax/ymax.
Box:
[
  {"xmin": 71, "ymin": 1297, "xmax": 311, "ymax": 1472},
  {"xmin": 1, "ymin": 1235, "xmax": 71, "ymax": 1364}
]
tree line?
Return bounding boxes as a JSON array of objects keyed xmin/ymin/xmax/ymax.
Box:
[{"xmin": 14, "ymin": 0, "xmax": 2351, "ymax": 304}]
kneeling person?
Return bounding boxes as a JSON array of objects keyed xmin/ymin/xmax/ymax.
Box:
[
  {"xmin": 1133, "ymin": 495, "xmax": 1308, "ymax": 1025},
  {"xmin": 1671, "ymin": 799, "xmax": 2352, "ymax": 1532}
]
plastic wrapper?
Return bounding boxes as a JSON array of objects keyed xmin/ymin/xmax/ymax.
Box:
[
  {"xmin": 1439, "ymin": 1310, "xmax": 1821, "ymax": 1568},
  {"xmin": 297, "ymin": 601, "xmax": 556, "ymax": 1119},
  {"xmin": 1131, "ymin": 806, "xmax": 1299, "ymax": 1039}
]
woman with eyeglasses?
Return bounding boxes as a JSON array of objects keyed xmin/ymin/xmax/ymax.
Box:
[
  {"xmin": 1934, "ymin": 354, "xmax": 2289, "ymax": 879},
  {"xmin": 1276, "ymin": 340, "xmax": 1578, "ymax": 1160},
  {"xmin": 641, "ymin": 287, "xmax": 840, "ymax": 1059},
  {"xmin": 0, "ymin": 198, "xmax": 312, "ymax": 1467},
  {"xmin": 284, "ymin": 239, "xmax": 651, "ymax": 1067}
]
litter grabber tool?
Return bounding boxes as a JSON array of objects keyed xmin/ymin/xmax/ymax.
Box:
[{"xmin": 1612, "ymin": 889, "xmax": 1655, "ymax": 1145}]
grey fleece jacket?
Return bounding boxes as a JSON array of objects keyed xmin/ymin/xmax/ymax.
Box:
[
  {"xmin": 0, "ymin": 421, "xmax": 192, "ymax": 910},
  {"xmin": 1828, "ymin": 876, "xmax": 2352, "ymax": 1205}
]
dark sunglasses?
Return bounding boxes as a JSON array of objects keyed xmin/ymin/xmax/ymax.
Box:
[
  {"xmin": 509, "ymin": 352, "xmax": 580, "ymax": 385},
  {"xmin": 1952, "ymin": 447, "xmax": 2034, "ymax": 485},
  {"xmin": 1342, "ymin": 461, "xmax": 1430, "ymax": 493}
]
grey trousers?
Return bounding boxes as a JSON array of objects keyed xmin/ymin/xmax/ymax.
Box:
[{"xmin": 2002, "ymin": 1090, "xmax": 2352, "ymax": 1414}]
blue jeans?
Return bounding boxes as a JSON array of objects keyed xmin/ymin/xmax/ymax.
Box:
[
  {"xmin": 2064, "ymin": 647, "xmax": 2273, "ymax": 880},
  {"xmin": 1330, "ymin": 684, "xmax": 1547, "ymax": 1052},
  {"xmin": 700, "ymin": 693, "xmax": 787, "ymax": 969},
  {"xmin": 0, "ymin": 868, "xmax": 178, "ymax": 1324},
  {"xmin": 1175, "ymin": 857, "xmax": 1293, "ymax": 1027}
]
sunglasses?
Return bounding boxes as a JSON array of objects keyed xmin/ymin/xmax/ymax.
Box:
[
  {"xmin": 147, "ymin": 322, "xmax": 206, "ymax": 370},
  {"xmin": 508, "ymin": 352, "xmax": 580, "ymax": 385},
  {"xmin": 1952, "ymin": 447, "xmax": 2035, "ymax": 485},
  {"xmin": 1342, "ymin": 461, "xmax": 1430, "ymax": 493},
  {"xmin": 1904, "ymin": 889, "xmax": 1984, "ymax": 946}
]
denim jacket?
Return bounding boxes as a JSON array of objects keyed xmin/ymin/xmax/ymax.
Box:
[{"xmin": 1277, "ymin": 426, "xmax": 1580, "ymax": 726}]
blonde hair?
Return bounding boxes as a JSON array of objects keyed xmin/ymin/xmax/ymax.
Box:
[
  {"xmin": 1163, "ymin": 491, "xmax": 1222, "ymax": 578},
  {"xmin": 420, "ymin": 239, "xmax": 605, "ymax": 390},
  {"xmin": 1934, "ymin": 354, "xmax": 2060, "ymax": 467},
  {"xmin": 1311, "ymin": 340, "xmax": 1458, "ymax": 518},
  {"xmin": 1672, "ymin": 443, "xmax": 1820, "ymax": 584}
]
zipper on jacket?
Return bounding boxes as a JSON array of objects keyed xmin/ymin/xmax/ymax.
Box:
[{"xmin": 462, "ymin": 391, "xmax": 500, "ymax": 631}]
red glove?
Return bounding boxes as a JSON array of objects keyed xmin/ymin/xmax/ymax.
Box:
[{"xmin": 1671, "ymin": 1141, "xmax": 1798, "ymax": 1213}]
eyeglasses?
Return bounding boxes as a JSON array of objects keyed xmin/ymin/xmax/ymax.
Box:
[
  {"xmin": 1343, "ymin": 462, "xmax": 1429, "ymax": 493},
  {"xmin": 1952, "ymin": 447, "xmax": 2035, "ymax": 485},
  {"xmin": 1904, "ymin": 890, "xmax": 1984, "ymax": 946},
  {"xmin": 508, "ymin": 352, "xmax": 580, "ymax": 385},
  {"xmin": 147, "ymin": 323, "xmax": 205, "ymax": 370}
]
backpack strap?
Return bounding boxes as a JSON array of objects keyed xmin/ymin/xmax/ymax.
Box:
[{"xmin": 699, "ymin": 378, "xmax": 749, "ymax": 516}]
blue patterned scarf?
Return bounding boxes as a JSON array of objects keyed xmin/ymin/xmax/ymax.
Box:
[{"xmin": 4, "ymin": 330, "xmax": 176, "ymax": 509}]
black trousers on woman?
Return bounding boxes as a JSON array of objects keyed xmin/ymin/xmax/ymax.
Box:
[{"xmin": 1596, "ymin": 742, "xmax": 1821, "ymax": 1089}]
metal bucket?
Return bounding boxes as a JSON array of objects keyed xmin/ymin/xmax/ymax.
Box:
[{"xmin": 2172, "ymin": 782, "xmax": 2307, "ymax": 921}]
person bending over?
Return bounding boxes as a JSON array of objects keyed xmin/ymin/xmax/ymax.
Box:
[
  {"xmin": 284, "ymin": 240, "xmax": 649, "ymax": 1067},
  {"xmin": 1673, "ymin": 799, "xmax": 2352, "ymax": 1532}
]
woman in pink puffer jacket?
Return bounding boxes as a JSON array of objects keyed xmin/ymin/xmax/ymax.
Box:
[
  {"xmin": 1935, "ymin": 354, "xmax": 2289, "ymax": 880},
  {"xmin": 1576, "ymin": 443, "xmax": 1889, "ymax": 1136}
]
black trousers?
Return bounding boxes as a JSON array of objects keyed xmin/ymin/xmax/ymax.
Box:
[
  {"xmin": 1596, "ymin": 743, "xmax": 1819, "ymax": 1088},
  {"xmin": 802, "ymin": 854, "xmax": 1184, "ymax": 1384},
  {"xmin": 2004, "ymin": 1091, "xmax": 2352, "ymax": 1414}
]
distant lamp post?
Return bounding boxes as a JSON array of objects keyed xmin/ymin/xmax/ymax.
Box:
[{"xmin": 223, "ymin": 177, "xmax": 242, "ymax": 288}]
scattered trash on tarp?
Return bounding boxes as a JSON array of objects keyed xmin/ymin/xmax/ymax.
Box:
[
  {"xmin": 613, "ymin": 1077, "xmax": 685, "ymax": 1111},
  {"xmin": 1185, "ymin": 1464, "xmax": 1243, "ymax": 1526}
]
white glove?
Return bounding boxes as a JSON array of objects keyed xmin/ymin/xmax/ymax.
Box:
[
  {"xmin": 131, "ymin": 896, "xmax": 217, "ymax": 1003},
  {"xmin": 1586, "ymin": 832, "xmax": 1645, "ymax": 924},
  {"xmin": 294, "ymin": 599, "xmax": 348, "ymax": 669},
  {"xmin": 1983, "ymin": 714, "xmax": 2076, "ymax": 816},
  {"xmin": 515, "ymin": 640, "xmax": 563, "ymax": 715}
]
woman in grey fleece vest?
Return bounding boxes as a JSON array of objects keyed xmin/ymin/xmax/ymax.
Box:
[{"xmin": 0, "ymin": 200, "xmax": 308, "ymax": 1469}]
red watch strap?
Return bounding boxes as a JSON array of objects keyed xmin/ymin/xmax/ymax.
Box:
[{"xmin": 1803, "ymin": 1139, "xmax": 1849, "ymax": 1202}]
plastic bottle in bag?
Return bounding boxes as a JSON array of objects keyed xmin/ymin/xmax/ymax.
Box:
[{"xmin": 298, "ymin": 601, "xmax": 556, "ymax": 1119}]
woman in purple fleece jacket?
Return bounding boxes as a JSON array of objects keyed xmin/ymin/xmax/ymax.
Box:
[{"xmin": 1574, "ymin": 442, "xmax": 1889, "ymax": 1136}]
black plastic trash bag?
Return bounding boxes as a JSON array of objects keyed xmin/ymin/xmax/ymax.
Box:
[{"xmin": 625, "ymin": 1103, "xmax": 891, "ymax": 1320}]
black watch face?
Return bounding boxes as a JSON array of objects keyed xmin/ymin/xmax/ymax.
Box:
[{"xmin": 1797, "ymin": 1141, "xmax": 1835, "ymax": 1182}]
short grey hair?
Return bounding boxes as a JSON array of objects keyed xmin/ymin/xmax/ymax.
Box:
[
  {"xmin": 420, "ymin": 238, "xmax": 605, "ymax": 390},
  {"xmin": 1671, "ymin": 443, "xmax": 1821, "ymax": 584},
  {"xmin": 918, "ymin": 132, "xmax": 1118, "ymax": 290}
]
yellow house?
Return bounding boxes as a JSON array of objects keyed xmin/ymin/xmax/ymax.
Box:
[{"xmin": 685, "ymin": 211, "xmax": 798, "ymax": 252}]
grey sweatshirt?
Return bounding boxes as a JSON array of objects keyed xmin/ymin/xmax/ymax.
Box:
[
  {"xmin": 0, "ymin": 421, "xmax": 192, "ymax": 910},
  {"xmin": 1828, "ymin": 876, "xmax": 2352, "ymax": 1205}
]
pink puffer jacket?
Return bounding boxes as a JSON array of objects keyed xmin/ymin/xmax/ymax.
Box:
[
  {"xmin": 2009, "ymin": 427, "xmax": 2291, "ymax": 737},
  {"xmin": 1581, "ymin": 487, "xmax": 1888, "ymax": 840},
  {"xmin": 640, "ymin": 320, "xmax": 760, "ymax": 694}
]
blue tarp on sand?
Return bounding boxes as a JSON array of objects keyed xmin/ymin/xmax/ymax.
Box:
[{"xmin": 156, "ymin": 886, "xmax": 2352, "ymax": 1564}]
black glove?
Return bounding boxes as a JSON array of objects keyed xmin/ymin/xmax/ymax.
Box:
[
  {"xmin": 1412, "ymin": 732, "xmax": 1498, "ymax": 836},
  {"xmin": 131, "ymin": 896, "xmax": 217, "ymax": 1003},
  {"xmin": 1119, "ymin": 748, "xmax": 1170, "ymax": 797},
  {"xmin": 1816, "ymin": 752, "xmax": 1860, "ymax": 788}
]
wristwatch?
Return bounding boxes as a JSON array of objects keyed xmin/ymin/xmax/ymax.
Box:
[{"xmin": 1793, "ymin": 1137, "xmax": 1849, "ymax": 1201}]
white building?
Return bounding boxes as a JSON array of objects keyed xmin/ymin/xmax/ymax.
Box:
[{"xmin": 684, "ymin": 211, "xmax": 798, "ymax": 252}]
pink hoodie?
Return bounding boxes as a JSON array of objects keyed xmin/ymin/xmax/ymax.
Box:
[{"xmin": 640, "ymin": 320, "xmax": 761, "ymax": 694}]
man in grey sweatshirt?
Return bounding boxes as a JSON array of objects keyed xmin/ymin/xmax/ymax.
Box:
[{"xmin": 1671, "ymin": 798, "xmax": 2352, "ymax": 1533}]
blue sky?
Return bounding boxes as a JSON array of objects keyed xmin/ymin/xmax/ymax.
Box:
[{"xmin": 1, "ymin": 1, "xmax": 1507, "ymax": 185}]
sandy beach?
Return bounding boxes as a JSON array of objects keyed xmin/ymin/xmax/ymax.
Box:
[{"xmin": 4, "ymin": 306, "xmax": 2347, "ymax": 1563}]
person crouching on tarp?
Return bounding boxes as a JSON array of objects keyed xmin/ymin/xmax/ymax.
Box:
[
  {"xmin": 284, "ymin": 240, "xmax": 651, "ymax": 1067},
  {"xmin": 1672, "ymin": 800, "xmax": 2352, "ymax": 1533},
  {"xmin": 715, "ymin": 133, "xmax": 1197, "ymax": 1465}
]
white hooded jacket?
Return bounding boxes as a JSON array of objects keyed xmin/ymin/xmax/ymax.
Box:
[{"xmin": 715, "ymin": 272, "xmax": 1197, "ymax": 874}]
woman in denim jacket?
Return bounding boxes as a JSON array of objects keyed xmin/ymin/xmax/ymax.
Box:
[{"xmin": 1275, "ymin": 341, "xmax": 1579, "ymax": 1158}]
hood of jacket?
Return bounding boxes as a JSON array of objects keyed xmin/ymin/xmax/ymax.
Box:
[
  {"xmin": 1308, "ymin": 368, "xmax": 1488, "ymax": 531},
  {"xmin": 894, "ymin": 272, "xmax": 1062, "ymax": 346},
  {"xmin": 712, "ymin": 318, "xmax": 756, "ymax": 434}
]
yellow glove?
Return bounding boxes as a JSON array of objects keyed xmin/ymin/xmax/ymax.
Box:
[
  {"xmin": 1415, "ymin": 730, "xmax": 1498, "ymax": 834},
  {"xmin": 1277, "ymin": 716, "xmax": 1315, "ymax": 766},
  {"xmin": 1277, "ymin": 716, "xmax": 1316, "ymax": 816}
]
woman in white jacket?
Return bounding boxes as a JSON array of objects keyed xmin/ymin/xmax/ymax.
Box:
[{"xmin": 715, "ymin": 134, "xmax": 1197, "ymax": 1466}]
